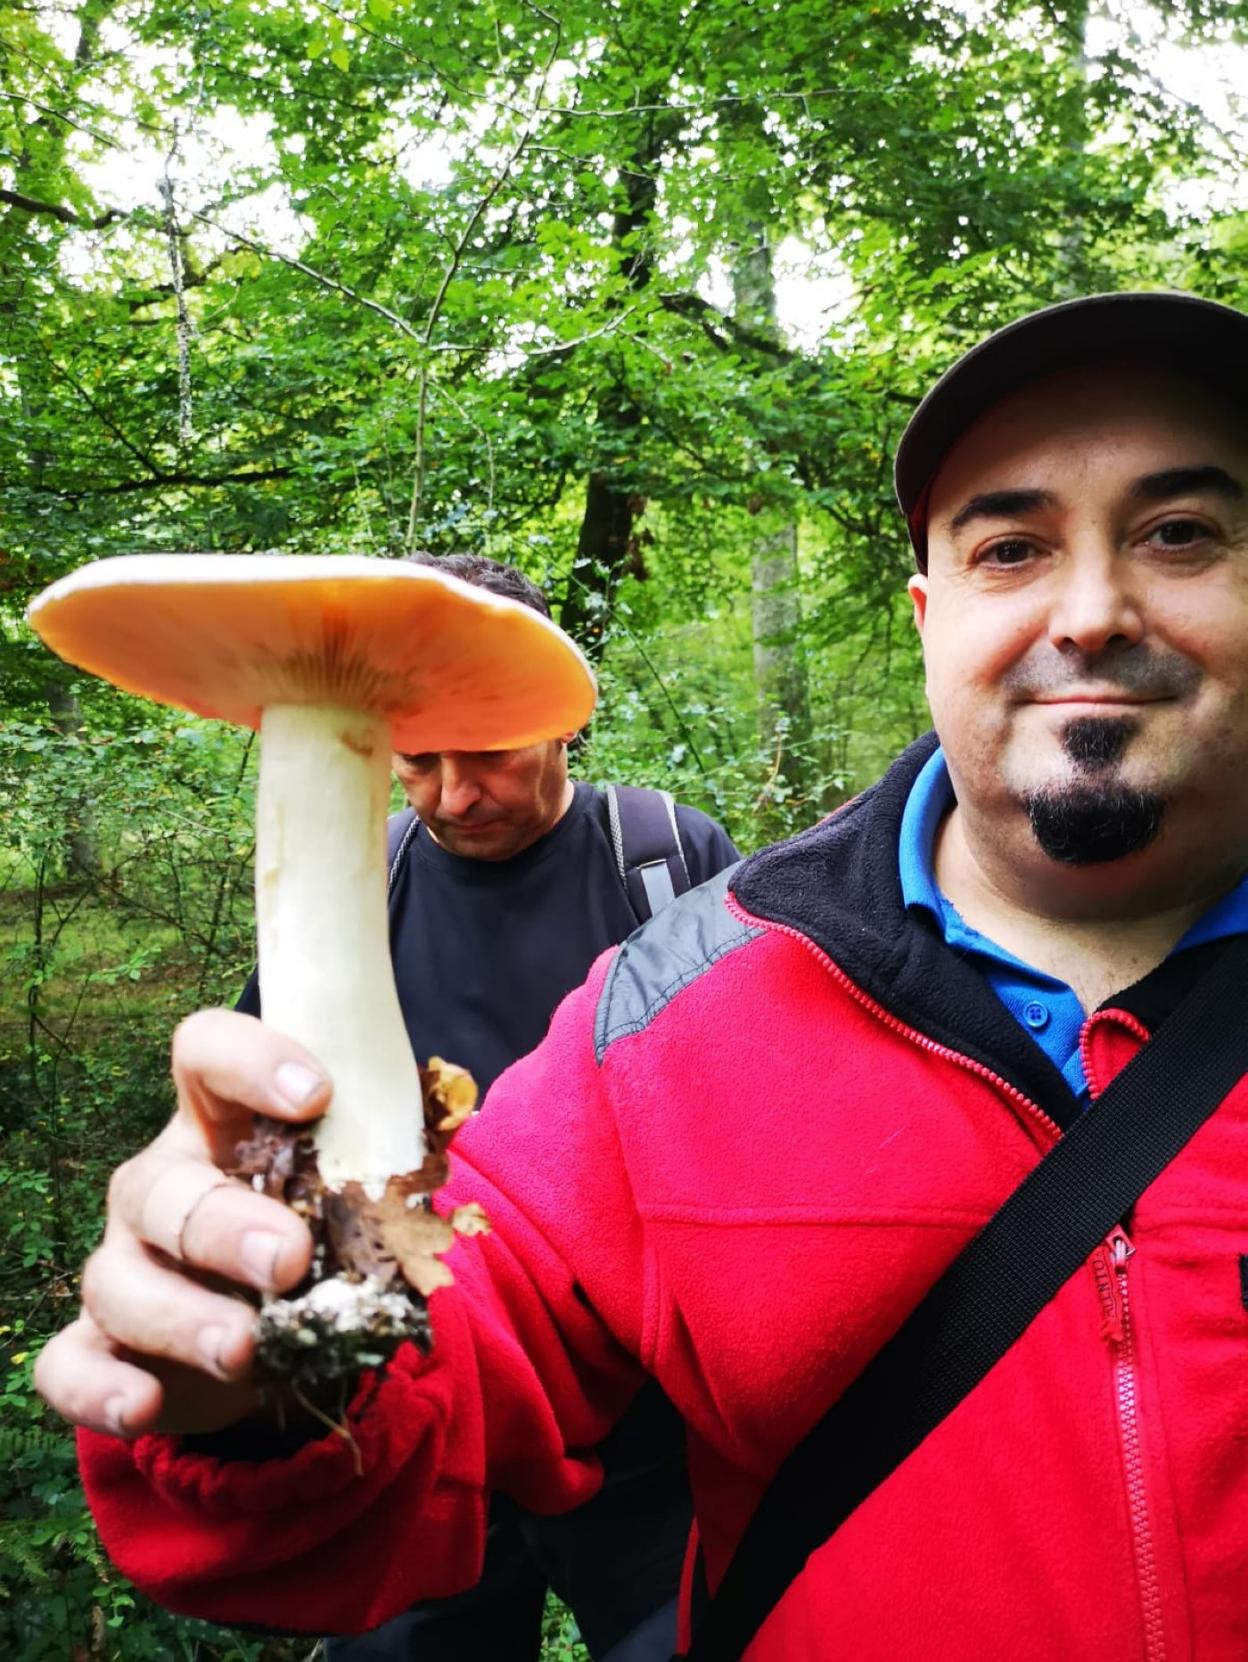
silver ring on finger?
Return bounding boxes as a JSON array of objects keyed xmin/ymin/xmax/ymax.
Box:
[
  {"xmin": 175, "ymin": 1179, "xmax": 239, "ymax": 1261},
  {"xmin": 140, "ymin": 1163, "xmax": 240, "ymax": 1261}
]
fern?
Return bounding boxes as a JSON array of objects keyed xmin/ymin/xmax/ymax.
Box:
[
  {"xmin": 0, "ymin": 1518, "xmax": 55, "ymax": 1590},
  {"xmin": 0, "ymin": 1421, "xmax": 71, "ymax": 1469}
]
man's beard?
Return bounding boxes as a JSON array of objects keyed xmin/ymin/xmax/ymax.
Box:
[
  {"xmin": 1026, "ymin": 784, "xmax": 1164, "ymax": 864},
  {"xmin": 1022, "ymin": 714, "xmax": 1165, "ymax": 865}
]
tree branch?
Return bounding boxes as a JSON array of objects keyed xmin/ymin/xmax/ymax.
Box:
[
  {"xmin": 31, "ymin": 465, "xmax": 293, "ymax": 499},
  {"xmin": 0, "ymin": 185, "xmax": 121, "ymax": 229},
  {"xmin": 658, "ymin": 291, "xmax": 801, "ymax": 364},
  {"xmin": 0, "ymin": 87, "xmax": 125, "ymax": 150},
  {"xmin": 187, "ymin": 210, "xmax": 422, "ymax": 339},
  {"xmin": 44, "ymin": 352, "xmax": 165, "ymax": 477},
  {"xmin": 122, "ymin": 249, "xmax": 228, "ymax": 310}
]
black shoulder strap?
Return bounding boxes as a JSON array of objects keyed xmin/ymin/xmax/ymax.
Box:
[
  {"xmin": 605, "ymin": 785, "xmax": 691, "ymax": 922},
  {"xmin": 386, "ymin": 807, "xmax": 418, "ymax": 894},
  {"xmin": 682, "ymin": 932, "xmax": 1248, "ymax": 1662}
]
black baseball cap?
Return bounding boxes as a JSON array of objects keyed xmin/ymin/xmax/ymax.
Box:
[{"xmin": 894, "ymin": 290, "xmax": 1248, "ymax": 570}]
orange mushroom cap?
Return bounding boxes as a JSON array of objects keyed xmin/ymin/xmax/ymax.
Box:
[{"xmin": 27, "ymin": 554, "xmax": 597, "ymax": 750}]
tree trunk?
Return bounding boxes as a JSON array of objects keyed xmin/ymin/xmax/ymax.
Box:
[
  {"xmin": 732, "ymin": 230, "xmax": 814, "ymax": 822},
  {"xmin": 44, "ymin": 679, "xmax": 100, "ymax": 881},
  {"xmin": 566, "ymin": 448, "xmax": 642, "ymax": 656},
  {"xmin": 1057, "ymin": 0, "xmax": 1091, "ymax": 292},
  {"xmin": 751, "ymin": 515, "xmax": 813, "ymax": 811},
  {"xmin": 559, "ymin": 125, "xmax": 674, "ymax": 655}
]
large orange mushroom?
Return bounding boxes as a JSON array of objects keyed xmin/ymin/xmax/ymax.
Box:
[{"xmin": 29, "ymin": 553, "xmax": 596, "ymax": 1378}]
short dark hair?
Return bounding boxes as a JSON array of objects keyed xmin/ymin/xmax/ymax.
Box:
[{"xmin": 406, "ymin": 552, "xmax": 551, "ymax": 619}]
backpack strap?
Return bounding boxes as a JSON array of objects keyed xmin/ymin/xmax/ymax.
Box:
[
  {"xmin": 606, "ymin": 785, "xmax": 692, "ymax": 922},
  {"xmin": 681, "ymin": 931, "xmax": 1248, "ymax": 1661},
  {"xmin": 389, "ymin": 790, "xmax": 691, "ymax": 920},
  {"xmin": 386, "ymin": 807, "xmax": 418, "ymax": 894}
]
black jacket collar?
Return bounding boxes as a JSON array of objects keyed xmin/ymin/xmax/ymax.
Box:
[
  {"xmin": 731, "ymin": 734, "xmax": 1239, "ymax": 1132},
  {"xmin": 730, "ymin": 734, "xmax": 1085, "ymax": 1130}
]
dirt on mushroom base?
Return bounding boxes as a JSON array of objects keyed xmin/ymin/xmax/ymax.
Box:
[{"xmin": 230, "ymin": 1056, "xmax": 488, "ymax": 1390}]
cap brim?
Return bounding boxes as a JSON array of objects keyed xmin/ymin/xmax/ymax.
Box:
[{"xmin": 895, "ymin": 291, "xmax": 1248, "ymax": 565}]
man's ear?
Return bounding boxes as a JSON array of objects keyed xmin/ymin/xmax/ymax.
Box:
[{"xmin": 907, "ymin": 573, "xmax": 929, "ymax": 638}]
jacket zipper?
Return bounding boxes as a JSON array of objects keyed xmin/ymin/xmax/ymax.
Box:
[
  {"xmin": 1079, "ymin": 1007, "xmax": 1151, "ymax": 1102},
  {"xmin": 732, "ymin": 892, "xmax": 1171, "ymax": 1653},
  {"xmin": 1095, "ymin": 1225, "xmax": 1167, "ymax": 1662},
  {"xmin": 725, "ymin": 891, "xmax": 1061, "ymax": 1147}
]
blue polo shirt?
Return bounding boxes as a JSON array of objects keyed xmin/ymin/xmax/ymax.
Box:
[{"xmin": 900, "ymin": 746, "xmax": 1248, "ymax": 1099}]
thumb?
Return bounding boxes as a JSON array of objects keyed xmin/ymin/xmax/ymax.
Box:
[{"xmin": 171, "ymin": 1007, "xmax": 332, "ymax": 1166}]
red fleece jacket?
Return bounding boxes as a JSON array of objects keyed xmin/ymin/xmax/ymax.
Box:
[{"xmin": 79, "ymin": 757, "xmax": 1248, "ymax": 1657}]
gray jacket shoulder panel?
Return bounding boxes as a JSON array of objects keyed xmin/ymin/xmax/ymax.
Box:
[{"xmin": 593, "ymin": 864, "xmax": 760, "ymax": 1062}]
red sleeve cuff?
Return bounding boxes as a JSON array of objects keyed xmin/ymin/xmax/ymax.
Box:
[{"xmin": 79, "ymin": 1314, "xmax": 489, "ymax": 1634}]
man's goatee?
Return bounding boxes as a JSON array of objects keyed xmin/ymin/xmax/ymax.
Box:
[{"xmin": 1025, "ymin": 783, "xmax": 1165, "ymax": 865}]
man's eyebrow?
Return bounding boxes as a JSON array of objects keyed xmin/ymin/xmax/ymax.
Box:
[
  {"xmin": 948, "ymin": 488, "xmax": 1057, "ymax": 532},
  {"xmin": 1129, "ymin": 466, "xmax": 1246, "ymax": 503}
]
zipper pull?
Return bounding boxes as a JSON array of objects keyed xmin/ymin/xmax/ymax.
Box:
[
  {"xmin": 1108, "ymin": 1224, "xmax": 1135, "ymax": 1271},
  {"xmin": 1094, "ymin": 1227, "xmax": 1135, "ymax": 1343}
]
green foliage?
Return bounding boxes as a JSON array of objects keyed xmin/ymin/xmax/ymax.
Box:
[
  {"xmin": 0, "ymin": 1141, "xmax": 287, "ymax": 1661},
  {"xmin": 541, "ymin": 1594, "xmax": 590, "ymax": 1662},
  {"xmin": 0, "ymin": 700, "xmax": 269, "ymax": 1661}
]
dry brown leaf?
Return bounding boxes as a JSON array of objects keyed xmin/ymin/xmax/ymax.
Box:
[
  {"xmin": 232, "ymin": 1109, "xmax": 487, "ymax": 1302},
  {"xmin": 422, "ymin": 1056, "xmax": 478, "ymax": 1137},
  {"xmin": 350, "ymin": 1178, "xmax": 458, "ymax": 1294},
  {"xmin": 405, "ymin": 1255, "xmax": 457, "ymax": 1297},
  {"xmin": 450, "ymin": 1203, "xmax": 492, "ymax": 1238},
  {"xmin": 324, "ymin": 1186, "xmax": 401, "ymax": 1288}
]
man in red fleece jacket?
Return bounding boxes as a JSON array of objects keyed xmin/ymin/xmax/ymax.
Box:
[{"xmin": 37, "ymin": 292, "xmax": 1248, "ymax": 1660}]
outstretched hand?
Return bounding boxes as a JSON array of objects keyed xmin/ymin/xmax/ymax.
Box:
[{"xmin": 35, "ymin": 1009, "xmax": 330, "ymax": 1438}]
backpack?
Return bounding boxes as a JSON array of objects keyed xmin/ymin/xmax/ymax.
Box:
[{"xmin": 385, "ymin": 784, "xmax": 691, "ymax": 924}]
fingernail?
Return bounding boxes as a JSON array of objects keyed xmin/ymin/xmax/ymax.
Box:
[
  {"xmin": 273, "ymin": 1060, "xmax": 326, "ymax": 1110},
  {"xmin": 240, "ymin": 1230, "xmax": 285, "ymax": 1289},
  {"xmin": 197, "ymin": 1324, "xmax": 231, "ymax": 1378},
  {"xmin": 104, "ymin": 1395, "xmax": 129, "ymax": 1437}
]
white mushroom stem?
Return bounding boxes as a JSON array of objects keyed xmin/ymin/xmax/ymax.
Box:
[{"xmin": 255, "ymin": 703, "xmax": 425, "ymax": 1196}]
